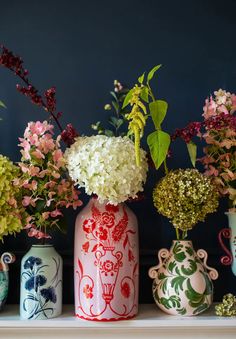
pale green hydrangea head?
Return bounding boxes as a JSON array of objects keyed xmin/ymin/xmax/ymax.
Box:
[
  {"xmin": 153, "ymin": 168, "xmax": 219, "ymax": 231},
  {"xmin": 0, "ymin": 155, "xmax": 24, "ymax": 240}
]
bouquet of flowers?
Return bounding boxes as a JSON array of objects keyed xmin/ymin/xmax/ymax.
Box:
[
  {"xmin": 0, "ymin": 155, "xmax": 26, "ymax": 241},
  {"xmin": 173, "ymin": 89, "xmax": 236, "ymax": 211},
  {"xmin": 64, "ymin": 135, "xmax": 148, "ymax": 205},
  {"xmin": 14, "ymin": 120, "xmax": 83, "ymax": 239},
  {"xmin": 153, "ymin": 169, "xmax": 219, "ymax": 239}
]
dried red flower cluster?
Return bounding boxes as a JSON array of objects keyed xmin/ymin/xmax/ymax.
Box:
[
  {"xmin": 61, "ymin": 123, "xmax": 79, "ymax": 146},
  {"xmin": 172, "ymin": 121, "xmax": 202, "ymax": 143},
  {"xmin": 172, "ymin": 113, "xmax": 236, "ymax": 144},
  {"xmin": 0, "ymin": 45, "xmax": 78, "ymax": 146}
]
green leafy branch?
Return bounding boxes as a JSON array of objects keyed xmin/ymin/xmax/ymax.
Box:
[
  {"xmin": 123, "ymin": 65, "xmax": 170, "ymax": 171},
  {"xmin": 91, "ymin": 80, "xmax": 129, "ymax": 137}
]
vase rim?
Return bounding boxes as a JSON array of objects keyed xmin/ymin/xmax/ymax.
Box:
[
  {"xmin": 31, "ymin": 244, "xmax": 53, "ymax": 248},
  {"xmin": 172, "ymin": 239, "xmax": 192, "ymax": 243},
  {"xmin": 225, "ymin": 211, "xmax": 236, "ymax": 215}
]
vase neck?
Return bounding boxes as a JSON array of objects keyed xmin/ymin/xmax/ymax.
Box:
[{"xmin": 172, "ymin": 240, "xmax": 192, "ymax": 246}]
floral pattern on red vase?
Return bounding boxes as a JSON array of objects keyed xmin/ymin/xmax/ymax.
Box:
[{"xmin": 74, "ymin": 197, "xmax": 139, "ymax": 321}]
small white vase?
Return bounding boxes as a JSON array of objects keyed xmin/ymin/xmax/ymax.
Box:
[{"xmin": 20, "ymin": 244, "xmax": 62, "ymax": 319}]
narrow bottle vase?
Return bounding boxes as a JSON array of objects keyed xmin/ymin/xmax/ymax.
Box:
[
  {"xmin": 74, "ymin": 197, "xmax": 139, "ymax": 321},
  {"xmin": 20, "ymin": 245, "xmax": 62, "ymax": 319}
]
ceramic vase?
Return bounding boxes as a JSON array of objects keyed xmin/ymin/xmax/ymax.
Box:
[
  {"xmin": 74, "ymin": 197, "xmax": 139, "ymax": 321},
  {"xmin": 20, "ymin": 244, "xmax": 62, "ymax": 319},
  {"xmin": 0, "ymin": 252, "xmax": 15, "ymax": 311},
  {"xmin": 149, "ymin": 240, "xmax": 218, "ymax": 316},
  {"xmin": 218, "ymin": 211, "xmax": 236, "ymax": 276}
]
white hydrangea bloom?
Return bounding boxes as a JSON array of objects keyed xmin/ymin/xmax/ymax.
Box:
[{"xmin": 64, "ymin": 135, "xmax": 148, "ymax": 205}]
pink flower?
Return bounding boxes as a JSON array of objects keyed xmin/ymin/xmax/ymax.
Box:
[
  {"xmin": 53, "ymin": 149, "xmax": 64, "ymax": 167},
  {"xmin": 28, "ymin": 134, "xmax": 39, "ymax": 146},
  {"xmin": 203, "ymin": 96, "xmax": 217, "ymax": 119},
  {"xmin": 204, "ymin": 165, "xmax": 219, "ymax": 177},
  {"xmin": 29, "ymin": 121, "xmax": 53, "ymax": 136},
  {"xmin": 31, "ymin": 149, "xmax": 45, "ymax": 159},
  {"xmin": 50, "ymin": 209, "xmax": 63, "ymax": 217},
  {"xmin": 22, "ymin": 196, "xmax": 35, "ymax": 207},
  {"xmin": 38, "ymin": 137, "xmax": 55, "ymax": 154},
  {"xmin": 19, "ymin": 163, "xmax": 29, "ymax": 173},
  {"xmin": 42, "ymin": 212, "xmax": 50, "ymax": 220},
  {"xmin": 28, "ymin": 227, "xmax": 51, "ymax": 239},
  {"xmin": 29, "ymin": 166, "xmax": 40, "ymax": 176}
]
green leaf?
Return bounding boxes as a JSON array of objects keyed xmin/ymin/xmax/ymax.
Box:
[
  {"xmin": 187, "ymin": 141, "xmax": 197, "ymax": 167},
  {"xmin": 193, "ymin": 303, "xmax": 208, "ymax": 315},
  {"xmin": 147, "ymin": 130, "xmax": 170, "ymax": 170},
  {"xmin": 177, "ymin": 307, "xmax": 187, "ymax": 315},
  {"xmin": 104, "ymin": 129, "xmax": 114, "ymax": 137},
  {"xmin": 147, "ymin": 64, "xmax": 162, "ymax": 83},
  {"xmin": 181, "ymin": 260, "xmax": 197, "ymax": 276},
  {"xmin": 122, "ymin": 88, "xmax": 134, "ymax": 109},
  {"xmin": 149, "ymin": 100, "xmax": 168, "ymax": 129},
  {"xmin": 109, "ymin": 116, "xmax": 123, "ymax": 129},
  {"xmin": 112, "ymin": 100, "xmax": 119, "ymax": 114},
  {"xmin": 35, "ymin": 200, "xmax": 45, "ymax": 213},
  {"xmin": 138, "ymin": 72, "xmax": 145, "ymax": 84},
  {"xmin": 171, "ymin": 276, "xmax": 186, "ymax": 295},
  {"xmin": 168, "ymin": 261, "xmax": 176, "ymax": 273},
  {"xmin": 140, "ymin": 86, "xmax": 149, "ymax": 103},
  {"xmin": 185, "ymin": 246, "xmax": 194, "ymax": 256},
  {"xmin": 0, "ymin": 100, "xmax": 6, "ymax": 109},
  {"xmin": 110, "ymin": 91, "xmax": 118, "ymax": 101},
  {"xmin": 185, "ymin": 278, "xmax": 205, "ymax": 307}
]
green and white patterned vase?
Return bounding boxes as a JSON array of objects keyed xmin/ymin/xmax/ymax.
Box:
[
  {"xmin": 20, "ymin": 244, "xmax": 62, "ymax": 319},
  {"xmin": 149, "ymin": 240, "xmax": 218, "ymax": 316},
  {"xmin": 0, "ymin": 252, "xmax": 15, "ymax": 311}
]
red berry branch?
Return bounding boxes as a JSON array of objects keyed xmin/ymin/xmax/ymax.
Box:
[{"xmin": 0, "ymin": 45, "xmax": 78, "ymax": 146}]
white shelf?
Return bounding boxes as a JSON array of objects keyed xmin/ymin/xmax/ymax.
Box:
[{"xmin": 0, "ymin": 304, "xmax": 235, "ymax": 339}]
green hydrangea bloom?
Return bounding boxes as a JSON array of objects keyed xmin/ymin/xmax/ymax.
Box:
[
  {"xmin": 0, "ymin": 155, "xmax": 24, "ymax": 241},
  {"xmin": 153, "ymin": 169, "xmax": 219, "ymax": 232}
]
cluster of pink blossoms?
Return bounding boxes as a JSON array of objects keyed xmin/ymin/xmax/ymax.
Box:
[
  {"xmin": 14, "ymin": 121, "xmax": 83, "ymax": 239},
  {"xmin": 173, "ymin": 89, "xmax": 236, "ymax": 210},
  {"xmin": 201, "ymin": 90, "xmax": 236, "ymax": 210}
]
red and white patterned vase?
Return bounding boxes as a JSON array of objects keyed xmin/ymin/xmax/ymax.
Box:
[{"xmin": 74, "ymin": 197, "xmax": 139, "ymax": 321}]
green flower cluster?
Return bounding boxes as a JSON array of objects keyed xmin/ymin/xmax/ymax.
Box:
[
  {"xmin": 153, "ymin": 169, "xmax": 219, "ymax": 234},
  {"xmin": 0, "ymin": 155, "xmax": 24, "ymax": 241}
]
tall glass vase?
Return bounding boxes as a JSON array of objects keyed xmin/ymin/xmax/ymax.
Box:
[
  {"xmin": 20, "ymin": 244, "xmax": 62, "ymax": 319},
  {"xmin": 74, "ymin": 197, "xmax": 139, "ymax": 321}
]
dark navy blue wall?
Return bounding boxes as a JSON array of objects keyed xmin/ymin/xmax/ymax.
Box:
[{"xmin": 0, "ymin": 0, "xmax": 235, "ymax": 304}]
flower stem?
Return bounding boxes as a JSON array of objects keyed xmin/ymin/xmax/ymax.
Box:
[{"xmin": 175, "ymin": 227, "xmax": 180, "ymax": 240}]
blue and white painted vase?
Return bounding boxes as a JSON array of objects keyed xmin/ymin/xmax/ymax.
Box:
[
  {"xmin": 219, "ymin": 212, "xmax": 236, "ymax": 276},
  {"xmin": 20, "ymin": 244, "xmax": 62, "ymax": 319},
  {"xmin": 0, "ymin": 252, "xmax": 15, "ymax": 311}
]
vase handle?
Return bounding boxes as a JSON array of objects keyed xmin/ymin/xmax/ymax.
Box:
[
  {"xmin": 148, "ymin": 248, "xmax": 169, "ymax": 279},
  {"xmin": 196, "ymin": 249, "xmax": 219, "ymax": 280},
  {"xmin": 0, "ymin": 252, "xmax": 15, "ymax": 271},
  {"xmin": 218, "ymin": 228, "xmax": 232, "ymax": 266}
]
